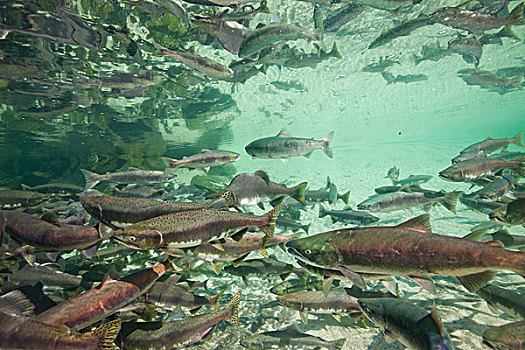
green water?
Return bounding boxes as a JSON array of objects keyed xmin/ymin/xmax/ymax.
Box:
[{"xmin": 0, "ymin": 0, "xmax": 524, "ymax": 349}]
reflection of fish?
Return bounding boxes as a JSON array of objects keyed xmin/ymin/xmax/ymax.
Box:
[
  {"xmin": 245, "ymin": 129, "xmax": 334, "ymax": 160},
  {"xmin": 448, "ymin": 34, "xmax": 483, "ymax": 67},
  {"xmin": 381, "ymin": 71, "xmax": 428, "ymax": 84},
  {"xmin": 457, "ymin": 69, "xmax": 523, "ymax": 95},
  {"xmin": 369, "ymin": 17, "xmax": 432, "ymax": 49},
  {"xmin": 358, "ymin": 298, "xmax": 455, "ymax": 350},
  {"xmin": 483, "ymin": 320, "xmax": 525, "ymax": 350},
  {"xmin": 121, "ymin": 291, "xmax": 241, "ymax": 350},
  {"xmin": 241, "ymin": 324, "xmax": 346, "ymax": 350},
  {"xmin": 286, "ymin": 214, "xmax": 525, "ymax": 294},
  {"xmin": 324, "ymin": 4, "xmax": 364, "ymax": 32}
]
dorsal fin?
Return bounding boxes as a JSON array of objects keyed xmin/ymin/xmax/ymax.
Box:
[
  {"xmin": 127, "ymin": 167, "xmax": 140, "ymax": 171},
  {"xmin": 254, "ymin": 170, "xmax": 270, "ymax": 185},
  {"xmin": 96, "ymin": 266, "xmax": 120, "ymax": 289},
  {"xmin": 397, "ymin": 214, "xmax": 432, "ymax": 233},
  {"xmin": 0, "ymin": 290, "xmax": 35, "ymax": 315},
  {"xmin": 40, "ymin": 212, "xmax": 61, "ymax": 227},
  {"xmin": 485, "ymin": 240, "xmax": 504, "ymax": 248},
  {"xmin": 201, "ymin": 149, "xmax": 212, "ymax": 153},
  {"xmin": 484, "ymin": 136, "xmax": 494, "ymax": 140},
  {"xmin": 276, "ymin": 129, "xmax": 291, "ymax": 137},
  {"xmin": 431, "ymin": 302, "xmax": 446, "ymax": 336}
]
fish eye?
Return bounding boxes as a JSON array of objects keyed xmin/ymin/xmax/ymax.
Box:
[
  {"xmin": 129, "ymin": 236, "xmax": 136, "ymax": 242},
  {"xmin": 304, "ymin": 249, "xmax": 312, "ymax": 255},
  {"xmin": 363, "ymin": 306, "xmax": 373, "ymax": 314}
]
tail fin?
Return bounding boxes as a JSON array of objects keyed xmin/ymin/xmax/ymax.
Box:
[
  {"xmin": 161, "ymin": 157, "xmax": 183, "ymax": 171},
  {"xmin": 498, "ymin": 25, "xmax": 520, "ymax": 40},
  {"xmin": 338, "ymin": 190, "xmax": 350, "ymax": 204},
  {"xmin": 322, "ymin": 131, "xmax": 334, "ymax": 158},
  {"xmin": 88, "ymin": 319, "xmax": 121, "ymax": 350},
  {"xmin": 381, "ymin": 71, "xmax": 396, "ymax": 84},
  {"xmin": 260, "ymin": 204, "xmax": 282, "ymax": 237},
  {"xmin": 208, "ymin": 191, "xmax": 233, "ymax": 210},
  {"xmin": 333, "ymin": 338, "xmax": 346, "ymax": 350},
  {"xmin": 20, "ymin": 184, "xmax": 32, "ymax": 191},
  {"xmin": 509, "ymin": 2, "xmax": 525, "ymax": 25},
  {"xmin": 208, "ymin": 290, "xmax": 224, "ymax": 307},
  {"xmin": 322, "ymin": 42, "xmax": 342, "ymax": 59},
  {"xmin": 319, "ymin": 205, "xmax": 328, "ymax": 218},
  {"xmin": 512, "ymin": 130, "xmax": 524, "ymax": 147},
  {"xmin": 440, "ymin": 191, "xmax": 462, "ymax": 214},
  {"xmin": 80, "ymin": 169, "xmax": 101, "ymax": 191},
  {"xmin": 259, "ymin": 0, "xmax": 270, "ymax": 13},
  {"xmin": 226, "ymin": 290, "xmax": 242, "ymax": 325},
  {"xmin": 292, "ymin": 182, "xmax": 308, "ymax": 204}
]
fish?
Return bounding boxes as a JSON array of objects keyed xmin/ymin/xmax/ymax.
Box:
[
  {"xmin": 483, "ymin": 320, "xmax": 525, "ymax": 349},
  {"xmin": 286, "ymin": 214, "xmax": 525, "ymax": 294},
  {"xmin": 240, "ymin": 324, "xmax": 346, "ymax": 349},
  {"xmin": 358, "ymin": 298, "xmax": 455, "ymax": 350},
  {"xmin": 35, "ymin": 258, "xmax": 172, "ymax": 330},
  {"xmin": 0, "ymin": 190, "xmax": 48, "ymax": 209},
  {"xmin": 80, "ymin": 195, "xmax": 226, "ymax": 226},
  {"xmin": 7, "ymin": 263, "xmax": 92, "ymax": 290},
  {"xmin": 155, "ymin": 44, "xmax": 234, "ymax": 80},
  {"xmin": 157, "ymin": 0, "xmax": 189, "ymax": 27},
  {"xmin": 413, "ymin": 41, "xmax": 451, "ymax": 66},
  {"xmin": 120, "ymin": 290, "xmax": 241, "ymax": 349},
  {"xmin": 112, "ymin": 185, "xmax": 165, "ymax": 198},
  {"xmin": 20, "ymin": 183, "xmax": 83, "ymax": 193},
  {"xmin": 490, "ymin": 198, "xmax": 525, "ymax": 226},
  {"xmin": 474, "ymin": 175, "xmax": 516, "ymax": 201},
  {"xmin": 392, "ymin": 174, "xmax": 433, "ymax": 186},
  {"xmin": 319, "ymin": 206, "xmax": 380, "ymax": 225},
  {"xmin": 487, "ymin": 229, "xmax": 525, "ymax": 250},
  {"xmin": 162, "ymin": 149, "xmax": 240, "ymax": 172},
  {"xmin": 362, "ymin": 55, "xmax": 400, "ymax": 73},
  {"xmin": 357, "ymin": 190, "xmax": 461, "ymax": 214},
  {"xmin": 224, "ymin": 258, "xmax": 306, "ymax": 285},
  {"xmin": 431, "ymin": 2, "xmax": 525, "ymax": 37},
  {"xmin": 382, "ymin": 71, "xmax": 428, "ymax": 84},
  {"xmin": 284, "ymin": 42, "xmax": 342, "ymax": 69},
  {"xmin": 439, "ymin": 157, "xmax": 525, "ymax": 182},
  {"xmin": 324, "ymin": 4, "xmax": 365, "ymax": 33},
  {"xmin": 277, "ymin": 290, "xmax": 360, "ymax": 323},
  {"xmin": 0, "ymin": 290, "xmax": 121, "ymax": 350},
  {"xmin": 460, "ymin": 131, "xmax": 525, "ymax": 155},
  {"xmin": 238, "ymin": 23, "xmax": 321, "ymax": 58},
  {"xmin": 191, "ymin": 14, "xmax": 247, "ymax": 55},
  {"xmin": 304, "ymin": 176, "xmax": 350, "ymax": 204},
  {"xmin": 457, "ymin": 69, "xmax": 523, "ymax": 95},
  {"xmin": 80, "ymin": 168, "xmax": 173, "ymax": 191},
  {"xmin": 270, "ymin": 276, "xmax": 325, "ymax": 295},
  {"xmin": 460, "ymin": 196, "xmax": 505, "ymax": 214},
  {"xmin": 0, "ymin": 211, "xmax": 112, "ymax": 258},
  {"xmin": 452, "ymin": 150, "xmax": 487, "ymax": 164},
  {"xmin": 276, "ymin": 215, "xmax": 311, "ymax": 233},
  {"xmin": 245, "ymin": 129, "xmax": 334, "ymax": 161},
  {"xmin": 447, "ymin": 33, "xmax": 483, "ymax": 67},
  {"xmin": 475, "ymin": 284, "xmax": 525, "ymax": 319},
  {"xmin": 369, "ymin": 16, "xmax": 432, "ymax": 49},
  {"xmin": 207, "ymin": 170, "xmax": 307, "ymax": 208},
  {"xmin": 141, "ymin": 281, "xmax": 218, "ymax": 309},
  {"xmin": 219, "ymin": 1, "xmax": 270, "ymax": 23},
  {"xmin": 113, "ymin": 205, "xmax": 281, "ymax": 250},
  {"xmin": 353, "ymin": 0, "xmax": 418, "ymax": 10}
]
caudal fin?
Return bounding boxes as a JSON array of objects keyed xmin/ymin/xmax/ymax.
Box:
[
  {"xmin": 226, "ymin": 290, "xmax": 242, "ymax": 325},
  {"xmin": 440, "ymin": 191, "xmax": 462, "ymax": 214},
  {"xmin": 512, "ymin": 130, "xmax": 525, "ymax": 147},
  {"xmin": 332, "ymin": 338, "xmax": 346, "ymax": 350},
  {"xmin": 88, "ymin": 319, "xmax": 121, "ymax": 350},
  {"xmin": 322, "ymin": 131, "xmax": 334, "ymax": 158},
  {"xmin": 161, "ymin": 157, "xmax": 183, "ymax": 171},
  {"xmin": 80, "ymin": 169, "xmax": 101, "ymax": 191},
  {"xmin": 508, "ymin": 2, "xmax": 525, "ymax": 25},
  {"xmin": 260, "ymin": 204, "xmax": 282, "ymax": 237},
  {"xmin": 292, "ymin": 182, "xmax": 308, "ymax": 204},
  {"xmin": 319, "ymin": 205, "xmax": 328, "ymax": 218},
  {"xmin": 338, "ymin": 190, "xmax": 351, "ymax": 204}
]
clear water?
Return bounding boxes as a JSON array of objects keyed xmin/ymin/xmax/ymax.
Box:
[{"xmin": 0, "ymin": 0, "xmax": 524, "ymax": 349}]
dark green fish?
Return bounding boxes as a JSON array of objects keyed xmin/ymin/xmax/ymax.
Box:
[
  {"xmin": 36, "ymin": 258, "xmax": 172, "ymax": 330},
  {"xmin": 357, "ymin": 190, "xmax": 461, "ymax": 213},
  {"xmin": 241, "ymin": 324, "xmax": 346, "ymax": 349},
  {"xmin": 113, "ymin": 205, "xmax": 281, "ymax": 250},
  {"xmin": 80, "ymin": 195, "xmax": 225, "ymax": 226},
  {"xmin": 270, "ymin": 276, "xmax": 324, "ymax": 296},
  {"xmin": 319, "ymin": 206, "xmax": 380, "ymax": 225},
  {"xmin": 358, "ymin": 298, "xmax": 455, "ymax": 350},
  {"xmin": 284, "ymin": 42, "xmax": 342, "ymax": 69},
  {"xmin": 7, "ymin": 263, "xmax": 91, "ymax": 290},
  {"xmin": 382, "ymin": 71, "xmax": 428, "ymax": 84},
  {"xmin": 0, "ymin": 190, "xmax": 48, "ymax": 209},
  {"xmin": 476, "ymin": 284, "xmax": 525, "ymax": 319},
  {"xmin": 457, "ymin": 69, "xmax": 523, "ymax": 95},
  {"xmin": 362, "ymin": 55, "xmax": 400, "ymax": 73},
  {"xmin": 460, "ymin": 196, "xmax": 504, "ymax": 214},
  {"xmin": 224, "ymin": 258, "xmax": 306, "ymax": 285},
  {"xmin": 490, "ymin": 198, "xmax": 525, "ymax": 226},
  {"xmin": 121, "ymin": 290, "xmax": 241, "ymax": 349},
  {"xmin": 0, "ymin": 211, "xmax": 111, "ymax": 258},
  {"xmin": 286, "ymin": 214, "xmax": 525, "ymax": 294},
  {"xmin": 353, "ymin": 0, "xmax": 417, "ymax": 10},
  {"xmin": 142, "ymin": 281, "xmax": 217, "ymax": 309},
  {"xmin": 474, "ymin": 175, "xmax": 516, "ymax": 201},
  {"xmin": 324, "ymin": 4, "xmax": 364, "ymax": 33},
  {"xmin": 305, "ymin": 177, "xmax": 350, "ymax": 204},
  {"xmin": 369, "ymin": 16, "xmax": 432, "ymax": 49},
  {"xmin": 80, "ymin": 168, "xmax": 173, "ymax": 191},
  {"xmin": 483, "ymin": 320, "xmax": 525, "ymax": 349},
  {"xmin": 277, "ymin": 215, "xmax": 310, "ymax": 232},
  {"xmin": 238, "ymin": 23, "xmax": 321, "ymax": 57},
  {"xmin": 20, "ymin": 183, "xmax": 83, "ymax": 194},
  {"xmin": 488, "ymin": 229, "xmax": 525, "ymax": 250},
  {"xmin": 162, "ymin": 149, "xmax": 240, "ymax": 171},
  {"xmin": 191, "ymin": 14, "xmax": 246, "ymax": 55},
  {"xmin": 245, "ymin": 129, "xmax": 334, "ymax": 160},
  {"xmin": 207, "ymin": 170, "xmax": 307, "ymax": 207},
  {"xmin": 448, "ymin": 33, "xmax": 483, "ymax": 67},
  {"xmin": 413, "ymin": 41, "xmax": 451, "ymax": 66}
]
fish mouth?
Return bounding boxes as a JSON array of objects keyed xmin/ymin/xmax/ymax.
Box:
[{"xmin": 112, "ymin": 235, "xmax": 139, "ymax": 249}]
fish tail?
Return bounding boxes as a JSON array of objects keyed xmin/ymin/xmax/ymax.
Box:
[
  {"xmin": 322, "ymin": 131, "xmax": 334, "ymax": 158},
  {"xmin": 319, "ymin": 205, "xmax": 328, "ymax": 218},
  {"xmin": 381, "ymin": 71, "xmax": 396, "ymax": 84},
  {"xmin": 80, "ymin": 169, "xmax": 101, "ymax": 191},
  {"xmin": 208, "ymin": 191, "xmax": 233, "ymax": 210},
  {"xmin": 440, "ymin": 191, "xmax": 462, "ymax": 214},
  {"xmin": 509, "ymin": 2, "xmax": 525, "ymax": 24},
  {"xmin": 208, "ymin": 290, "xmax": 225, "ymax": 308},
  {"xmin": 260, "ymin": 204, "xmax": 282, "ymax": 237},
  {"xmin": 259, "ymin": 0, "xmax": 270, "ymax": 13},
  {"xmin": 87, "ymin": 319, "xmax": 121, "ymax": 350},
  {"xmin": 331, "ymin": 42, "xmax": 342, "ymax": 59},
  {"xmin": 332, "ymin": 338, "xmax": 346, "ymax": 350},
  {"xmin": 20, "ymin": 184, "xmax": 32, "ymax": 190},
  {"xmin": 226, "ymin": 290, "xmax": 242, "ymax": 325},
  {"xmin": 161, "ymin": 157, "xmax": 182, "ymax": 171},
  {"xmin": 292, "ymin": 182, "xmax": 308, "ymax": 203},
  {"xmin": 512, "ymin": 130, "xmax": 525, "ymax": 147},
  {"xmin": 339, "ymin": 190, "xmax": 351, "ymax": 204},
  {"xmin": 499, "ymin": 25, "xmax": 520, "ymax": 40}
]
